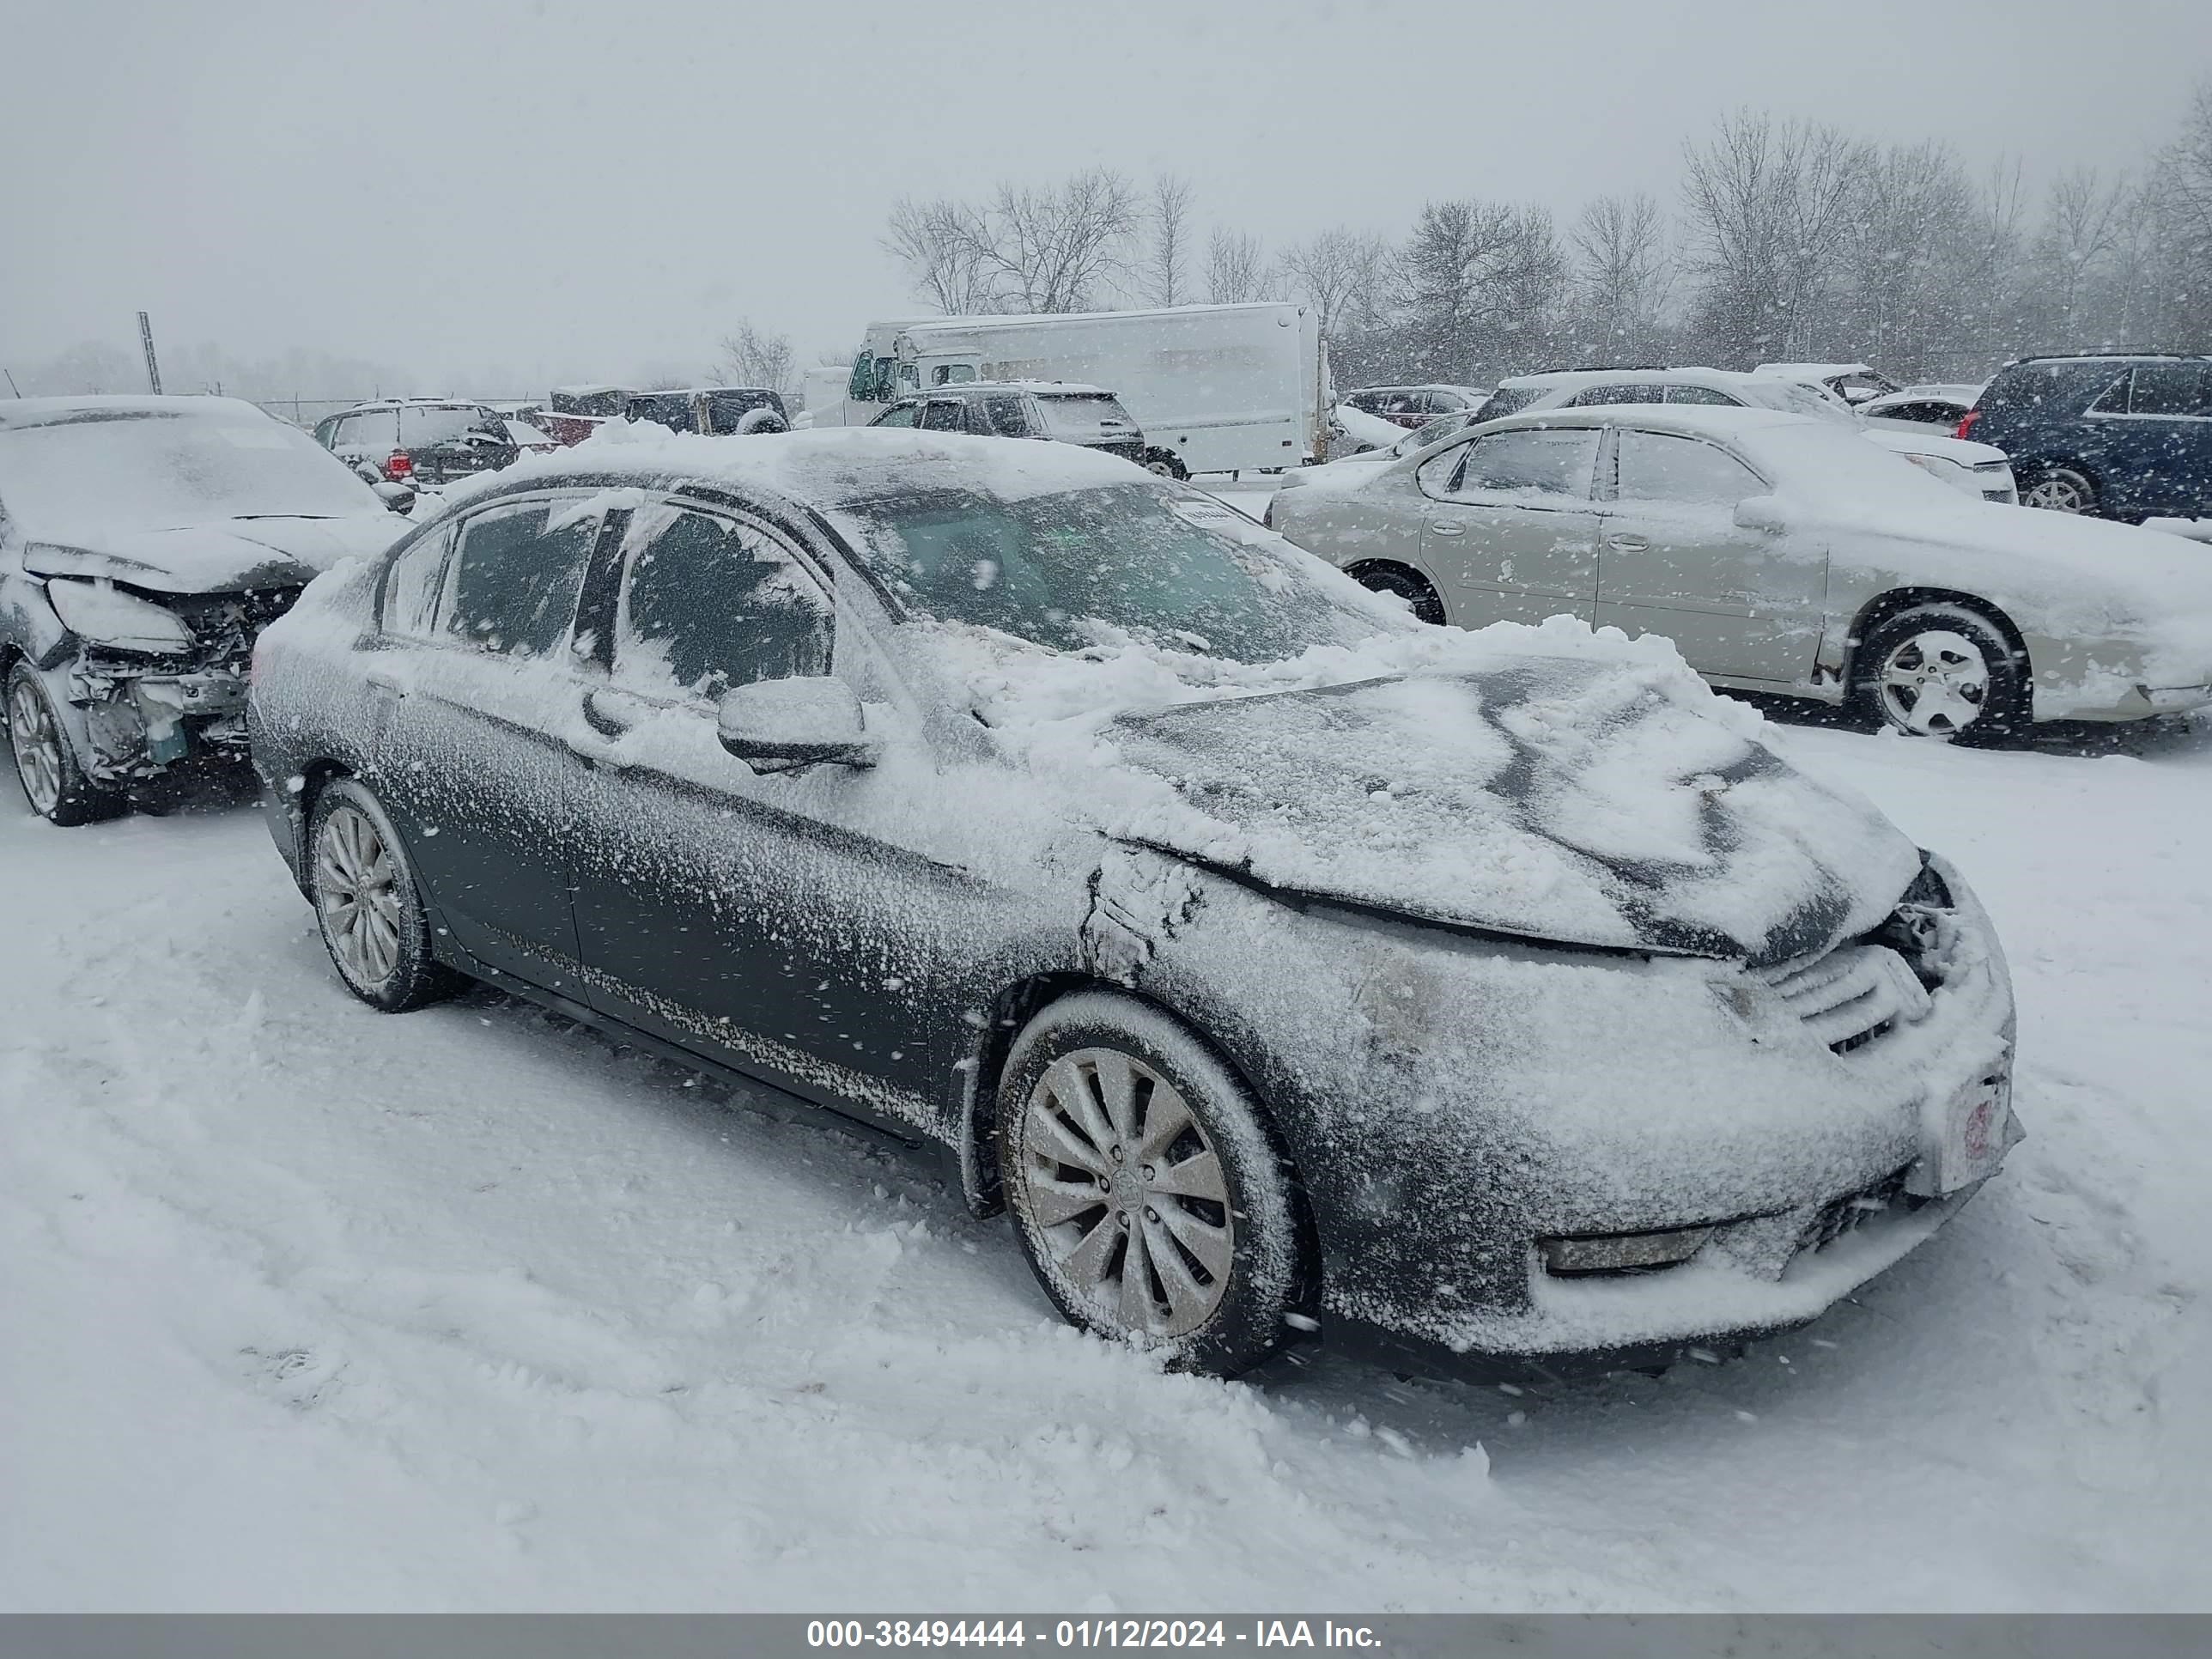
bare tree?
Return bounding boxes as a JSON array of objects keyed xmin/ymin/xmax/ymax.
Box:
[
  {"xmin": 1680, "ymin": 111, "xmax": 1869, "ymax": 365},
  {"xmin": 1145, "ymin": 174, "xmax": 1195, "ymax": 307},
  {"xmin": 884, "ymin": 171, "xmax": 1141, "ymax": 314},
  {"xmin": 1205, "ymin": 228, "xmax": 1271, "ymax": 304},
  {"xmin": 883, "ymin": 197, "xmax": 997, "ymax": 313},
  {"xmin": 2034, "ymin": 167, "xmax": 2128, "ymax": 343},
  {"xmin": 715, "ymin": 319, "xmax": 798, "ymax": 401},
  {"xmin": 1568, "ymin": 193, "xmax": 1673, "ymax": 362},
  {"xmin": 1395, "ymin": 200, "xmax": 1565, "ymax": 383},
  {"xmin": 1277, "ymin": 227, "xmax": 1392, "ymax": 339}
]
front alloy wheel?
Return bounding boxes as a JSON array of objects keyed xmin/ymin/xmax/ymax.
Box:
[
  {"xmin": 1017, "ymin": 1048, "xmax": 1236, "ymax": 1340},
  {"xmin": 7, "ymin": 664, "xmax": 121, "ymax": 825},
  {"xmin": 1000, "ymin": 991, "xmax": 1308, "ymax": 1376}
]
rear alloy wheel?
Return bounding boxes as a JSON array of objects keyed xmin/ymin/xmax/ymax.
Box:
[
  {"xmin": 6, "ymin": 664, "xmax": 123, "ymax": 826},
  {"xmin": 1000, "ymin": 992, "xmax": 1306, "ymax": 1376},
  {"xmin": 307, "ymin": 779, "xmax": 461, "ymax": 1012},
  {"xmin": 1350, "ymin": 563, "xmax": 1447, "ymax": 625},
  {"xmin": 2020, "ymin": 465, "xmax": 2098, "ymax": 515},
  {"xmin": 1855, "ymin": 604, "xmax": 2026, "ymax": 744}
]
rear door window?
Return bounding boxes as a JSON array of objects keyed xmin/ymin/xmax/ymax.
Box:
[
  {"xmin": 381, "ymin": 523, "xmax": 455, "ymax": 636},
  {"xmin": 440, "ymin": 498, "xmax": 601, "ymax": 658},
  {"xmin": 1425, "ymin": 428, "xmax": 1601, "ymax": 501},
  {"xmin": 1568, "ymin": 384, "xmax": 1664, "ymax": 407},
  {"xmin": 1666, "ymin": 385, "xmax": 1741, "ymax": 407},
  {"xmin": 982, "ymin": 395, "xmax": 1032, "ymax": 436},
  {"xmin": 920, "ymin": 399, "xmax": 969, "ymax": 432},
  {"xmin": 609, "ymin": 506, "xmax": 835, "ymax": 700}
]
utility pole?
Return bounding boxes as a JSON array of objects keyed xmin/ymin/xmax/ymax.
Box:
[{"xmin": 137, "ymin": 311, "xmax": 163, "ymax": 394}]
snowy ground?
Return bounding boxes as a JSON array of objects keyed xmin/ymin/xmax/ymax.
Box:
[{"xmin": 5, "ymin": 558, "xmax": 2210, "ymax": 1611}]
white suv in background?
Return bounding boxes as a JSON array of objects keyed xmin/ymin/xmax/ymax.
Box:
[{"xmin": 1474, "ymin": 368, "xmax": 2018, "ymax": 503}]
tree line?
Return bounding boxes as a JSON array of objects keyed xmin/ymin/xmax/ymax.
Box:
[{"xmin": 883, "ymin": 88, "xmax": 2212, "ymax": 391}]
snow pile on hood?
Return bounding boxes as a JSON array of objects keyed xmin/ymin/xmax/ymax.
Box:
[{"xmin": 933, "ymin": 613, "xmax": 1922, "ymax": 963}]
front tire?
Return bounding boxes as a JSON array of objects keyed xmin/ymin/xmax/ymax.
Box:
[
  {"xmin": 2020, "ymin": 465, "xmax": 2098, "ymax": 515},
  {"xmin": 1853, "ymin": 603, "xmax": 2027, "ymax": 744},
  {"xmin": 1000, "ymin": 992, "xmax": 1306, "ymax": 1377},
  {"xmin": 7, "ymin": 663, "xmax": 124, "ymax": 826},
  {"xmin": 1348, "ymin": 562, "xmax": 1447, "ymax": 625},
  {"xmin": 1142, "ymin": 450, "xmax": 1189, "ymax": 481},
  {"xmin": 307, "ymin": 779, "xmax": 462, "ymax": 1012}
]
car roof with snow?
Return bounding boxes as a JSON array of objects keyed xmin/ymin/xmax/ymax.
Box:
[
  {"xmin": 0, "ymin": 393, "xmax": 280, "ymax": 431},
  {"xmin": 1481, "ymin": 402, "xmax": 1808, "ymax": 441},
  {"xmin": 434, "ymin": 426, "xmax": 1155, "ymax": 517},
  {"xmin": 912, "ymin": 380, "xmax": 1117, "ymax": 398},
  {"xmin": 1755, "ymin": 362, "xmax": 1876, "ymax": 379}
]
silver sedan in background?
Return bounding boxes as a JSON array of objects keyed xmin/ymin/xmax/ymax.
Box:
[{"xmin": 1267, "ymin": 404, "xmax": 2212, "ymax": 743}]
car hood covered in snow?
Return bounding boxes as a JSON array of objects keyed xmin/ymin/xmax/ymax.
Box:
[
  {"xmin": 1093, "ymin": 655, "xmax": 1923, "ymax": 965},
  {"xmin": 21, "ymin": 514, "xmax": 404, "ymax": 594}
]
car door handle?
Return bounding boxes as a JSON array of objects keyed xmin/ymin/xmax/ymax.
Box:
[
  {"xmin": 1606, "ymin": 534, "xmax": 1650, "ymax": 551},
  {"xmin": 1427, "ymin": 519, "xmax": 1466, "ymax": 537}
]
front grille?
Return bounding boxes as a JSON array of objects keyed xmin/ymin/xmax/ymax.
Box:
[
  {"xmin": 1758, "ymin": 943, "xmax": 1933, "ymax": 1054},
  {"xmin": 1801, "ymin": 1165, "xmax": 1911, "ymax": 1253}
]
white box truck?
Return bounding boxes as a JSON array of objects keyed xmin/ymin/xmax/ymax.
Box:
[{"xmin": 806, "ymin": 303, "xmax": 1330, "ymax": 477}]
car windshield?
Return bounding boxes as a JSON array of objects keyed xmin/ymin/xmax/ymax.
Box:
[
  {"xmin": 837, "ymin": 481, "xmax": 1389, "ymax": 663},
  {"xmin": 399, "ymin": 406, "xmax": 487, "ymax": 446},
  {"xmin": 1741, "ymin": 379, "xmax": 1859, "ymax": 426},
  {"xmin": 0, "ymin": 409, "xmax": 379, "ymax": 535}
]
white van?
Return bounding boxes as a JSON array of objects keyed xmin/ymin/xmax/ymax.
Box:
[{"xmin": 810, "ymin": 303, "xmax": 1329, "ymax": 477}]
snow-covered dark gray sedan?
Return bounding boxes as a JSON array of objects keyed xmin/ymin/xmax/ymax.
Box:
[{"xmin": 247, "ymin": 428, "xmax": 2022, "ymax": 1379}]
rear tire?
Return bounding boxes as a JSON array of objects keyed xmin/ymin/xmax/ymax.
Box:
[
  {"xmin": 734, "ymin": 409, "xmax": 789, "ymax": 435},
  {"xmin": 307, "ymin": 778, "xmax": 464, "ymax": 1012},
  {"xmin": 1852, "ymin": 603, "xmax": 2027, "ymax": 745},
  {"xmin": 2020, "ymin": 465, "xmax": 2098, "ymax": 515},
  {"xmin": 1142, "ymin": 450, "xmax": 1189, "ymax": 481},
  {"xmin": 999, "ymin": 991, "xmax": 1307, "ymax": 1378},
  {"xmin": 1348, "ymin": 563, "xmax": 1447, "ymax": 625},
  {"xmin": 7, "ymin": 663, "xmax": 125, "ymax": 826}
]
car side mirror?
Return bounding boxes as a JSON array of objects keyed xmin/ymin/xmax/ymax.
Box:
[
  {"xmin": 372, "ymin": 482, "xmax": 416, "ymax": 514},
  {"xmin": 716, "ymin": 678, "xmax": 878, "ymax": 774},
  {"xmin": 1733, "ymin": 495, "xmax": 1788, "ymax": 533}
]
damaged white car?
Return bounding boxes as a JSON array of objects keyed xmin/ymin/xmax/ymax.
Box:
[{"xmin": 1, "ymin": 396, "xmax": 410, "ymax": 823}]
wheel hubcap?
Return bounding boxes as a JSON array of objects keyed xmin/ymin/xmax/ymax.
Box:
[
  {"xmin": 8, "ymin": 678, "xmax": 64, "ymax": 816},
  {"xmin": 1018, "ymin": 1048, "xmax": 1234, "ymax": 1340},
  {"xmin": 1879, "ymin": 629, "xmax": 1990, "ymax": 736},
  {"xmin": 2025, "ymin": 477, "xmax": 2087, "ymax": 513},
  {"xmin": 315, "ymin": 805, "xmax": 405, "ymax": 988}
]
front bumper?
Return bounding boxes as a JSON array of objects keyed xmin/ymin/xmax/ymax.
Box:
[
  {"xmin": 1142, "ymin": 853, "xmax": 2020, "ymax": 1368},
  {"xmin": 68, "ymin": 659, "xmax": 253, "ymax": 782}
]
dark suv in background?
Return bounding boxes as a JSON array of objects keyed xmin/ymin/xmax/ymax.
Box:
[
  {"xmin": 314, "ymin": 399, "xmax": 519, "ymax": 486},
  {"xmin": 624, "ymin": 386, "xmax": 790, "ymax": 435},
  {"xmin": 868, "ymin": 381, "xmax": 1154, "ymax": 470},
  {"xmin": 1963, "ymin": 354, "xmax": 2212, "ymax": 520}
]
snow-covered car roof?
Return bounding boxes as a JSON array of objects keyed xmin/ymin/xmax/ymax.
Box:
[
  {"xmin": 1754, "ymin": 362, "xmax": 1876, "ymax": 380},
  {"xmin": 1860, "ymin": 386, "xmax": 1979, "ymax": 415},
  {"xmin": 0, "ymin": 392, "xmax": 280, "ymax": 430},
  {"xmin": 432, "ymin": 423, "xmax": 1157, "ymax": 519},
  {"xmin": 915, "ymin": 380, "xmax": 1118, "ymax": 398}
]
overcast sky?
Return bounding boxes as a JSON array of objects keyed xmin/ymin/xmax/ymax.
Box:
[{"xmin": 3, "ymin": 0, "xmax": 2205, "ymax": 396}]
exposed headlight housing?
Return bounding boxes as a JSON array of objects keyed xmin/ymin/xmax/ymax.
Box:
[{"xmin": 44, "ymin": 576, "xmax": 198, "ymax": 657}]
